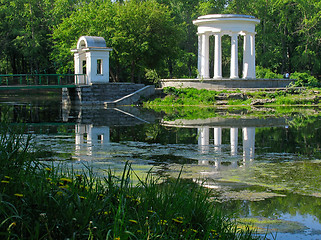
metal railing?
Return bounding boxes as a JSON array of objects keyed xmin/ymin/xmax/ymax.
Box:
[{"xmin": 0, "ymin": 74, "xmax": 86, "ymax": 87}]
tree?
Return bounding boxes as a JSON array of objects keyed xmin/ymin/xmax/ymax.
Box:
[
  {"xmin": 0, "ymin": 0, "xmax": 57, "ymax": 74},
  {"xmin": 111, "ymin": 0, "xmax": 182, "ymax": 82},
  {"xmin": 52, "ymin": 0, "xmax": 182, "ymax": 83},
  {"xmin": 226, "ymin": 0, "xmax": 321, "ymax": 77},
  {"xmin": 51, "ymin": 0, "xmax": 112, "ymax": 73},
  {"xmin": 0, "ymin": 0, "xmax": 99, "ymax": 74}
]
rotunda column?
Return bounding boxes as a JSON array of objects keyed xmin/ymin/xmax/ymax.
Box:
[
  {"xmin": 248, "ymin": 33, "xmax": 256, "ymax": 79},
  {"xmin": 242, "ymin": 33, "xmax": 251, "ymax": 79},
  {"xmin": 213, "ymin": 33, "xmax": 222, "ymax": 79},
  {"xmin": 197, "ymin": 34, "xmax": 202, "ymax": 78},
  {"xmin": 230, "ymin": 33, "xmax": 239, "ymax": 79},
  {"xmin": 201, "ymin": 33, "xmax": 210, "ymax": 78}
]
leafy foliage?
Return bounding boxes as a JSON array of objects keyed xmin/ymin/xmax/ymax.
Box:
[
  {"xmin": 291, "ymin": 72, "xmax": 320, "ymax": 87},
  {"xmin": 256, "ymin": 66, "xmax": 283, "ymax": 79}
]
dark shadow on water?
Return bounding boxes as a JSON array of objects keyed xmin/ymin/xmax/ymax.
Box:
[{"xmin": 147, "ymin": 154, "xmax": 197, "ymax": 165}]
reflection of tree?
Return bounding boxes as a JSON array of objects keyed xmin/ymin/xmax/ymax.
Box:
[
  {"xmin": 110, "ymin": 124, "xmax": 198, "ymax": 144},
  {"xmin": 0, "ymin": 103, "xmax": 62, "ymax": 124},
  {"xmin": 255, "ymin": 115, "xmax": 321, "ymax": 158},
  {"xmin": 222, "ymin": 193, "xmax": 321, "ymax": 224}
]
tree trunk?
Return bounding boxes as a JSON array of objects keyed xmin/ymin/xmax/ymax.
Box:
[
  {"xmin": 11, "ymin": 55, "xmax": 17, "ymax": 74},
  {"xmin": 110, "ymin": 68, "xmax": 116, "ymax": 82},
  {"xmin": 130, "ymin": 60, "xmax": 135, "ymax": 83},
  {"xmin": 167, "ymin": 58, "xmax": 173, "ymax": 78}
]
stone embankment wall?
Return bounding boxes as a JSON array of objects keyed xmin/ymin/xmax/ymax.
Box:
[
  {"xmin": 160, "ymin": 78, "xmax": 295, "ymax": 89},
  {"xmin": 62, "ymin": 83, "xmax": 155, "ymax": 106}
]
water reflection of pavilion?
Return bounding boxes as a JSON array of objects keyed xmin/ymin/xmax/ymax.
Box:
[
  {"xmin": 72, "ymin": 106, "xmax": 155, "ymax": 158},
  {"xmin": 75, "ymin": 125, "xmax": 110, "ymax": 157},
  {"xmin": 197, "ymin": 126, "xmax": 255, "ymax": 161},
  {"xmin": 162, "ymin": 117, "xmax": 288, "ymax": 167}
]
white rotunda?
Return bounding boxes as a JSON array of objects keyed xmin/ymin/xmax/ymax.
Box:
[{"xmin": 193, "ymin": 14, "xmax": 260, "ymax": 80}]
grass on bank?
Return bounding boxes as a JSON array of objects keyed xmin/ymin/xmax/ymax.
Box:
[
  {"xmin": 144, "ymin": 88, "xmax": 321, "ymax": 121},
  {"xmin": 0, "ymin": 122, "xmax": 264, "ymax": 239},
  {"xmin": 145, "ymin": 87, "xmax": 223, "ymax": 106},
  {"xmin": 144, "ymin": 87, "xmax": 321, "ymax": 108}
]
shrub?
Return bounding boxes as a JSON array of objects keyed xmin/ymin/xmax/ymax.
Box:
[
  {"xmin": 291, "ymin": 72, "xmax": 320, "ymax": 87},
  {"xmin": 155, "ymin": 87, "xmax": 219, "ymax": 106},
  {"xmin": 145, "ymin": 69, "xmax": 160, "ymax": 85},
  {"xmin": 256, "ymin": 66, "xmax": 283, "ymax": 79}
]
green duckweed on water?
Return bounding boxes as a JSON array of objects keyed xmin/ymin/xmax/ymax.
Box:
[
  {"xmin": 218, "ymin": 161, "xmax": 321, "ymax": 197},
  {"xmin": 236, "ymin": 217, "xmax": 307, "ymax": 234},
  {"xmin": 218, "ymin": 190, "xmax": 286, "ymax": 202}
]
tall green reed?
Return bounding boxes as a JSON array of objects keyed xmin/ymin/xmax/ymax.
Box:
[{"xmin": 0, "ymin": 122, "xmax": 32, "ymax": 173}]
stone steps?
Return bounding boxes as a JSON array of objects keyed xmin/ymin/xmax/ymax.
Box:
[{"xmin": 62, "ymin": 83, "xmax": 154, "ymax": 106}]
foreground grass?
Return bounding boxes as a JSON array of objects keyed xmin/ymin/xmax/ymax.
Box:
[{"xmin": 0, "ymin": 123, "xmax": 263, "ymax": 239}]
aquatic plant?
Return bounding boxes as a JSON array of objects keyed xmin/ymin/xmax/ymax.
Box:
[{"xmin": 0, "ymin": 121, "xmax": 33, "ymax": 175}]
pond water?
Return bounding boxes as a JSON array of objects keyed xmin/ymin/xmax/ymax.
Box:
[{"xmin": 1, "ymin": 90, "xmax": 321, "ymax": 240}]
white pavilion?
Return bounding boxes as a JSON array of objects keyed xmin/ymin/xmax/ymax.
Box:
[
  {"xmin": 71, "ymin": 36, "xmax": 112, "ymax": 85},
  {"xmin": 193, "ymin": 14, "xmax": 260, "ymax": 80}
]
